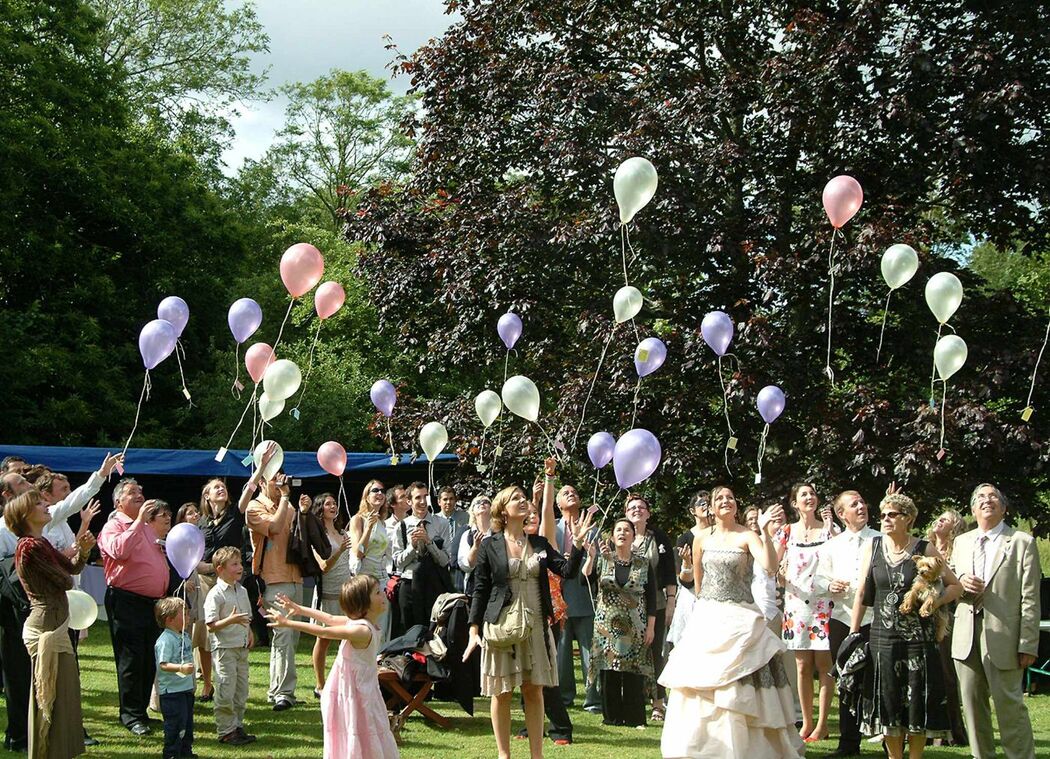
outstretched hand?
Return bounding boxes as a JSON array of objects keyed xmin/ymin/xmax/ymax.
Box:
[
  {"xmin": 274, "ymin": 592, "xmax": 300, "ymax": 616},
  {"xmin": 568, "ymin": 510, "xmax": 595, "ymax": 545},
  {"xmin": 263, "ymin": 608, "xmax": 288, "ymax": 629}
]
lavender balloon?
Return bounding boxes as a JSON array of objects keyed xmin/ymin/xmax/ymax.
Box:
[
  {"xmin": 497, "ymin": 312, "xmax": 523, "ymax": 350},
  {"xmin": 157, "ymin": 296, "xmax": 190, "ymax": 337},
  {"xmin": 227, "ymin": 298, "xmax": 263, "ymax": 344},
  {"xmin": 138, "ymin": 319, "xmax": 178, "ymax": 370},
  {"xmin": 756, "ymin": 385, "xmax": 786, "ymax": 424},
  {"xmin": 700, "ymin": 311, "xmax": 734, "ymax": 356},
  {"xmin": 613, "ymin": 428, "xmax": 662, "ymax": 489},
  {"xmin": 634, "ymin": 337, "xmax": 667, "ymax": 377},
  {"xmin": 370, "ymin": 380, "xmax": 397, "ymax": 417},
  {"xmin": 165, "ymin": 522, "xmax": 205, "ymax": 580},
  {"xmin": 586, "ymin": 431, "xmax": 615, "ymax": 469}
]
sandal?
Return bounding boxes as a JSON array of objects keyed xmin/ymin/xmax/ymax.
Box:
[
  {"xmin": 650, "ymin": 707, "xmax": 665, "ymax": 722},
  {"xmin": 199, "ymin": 689, "xmax": 214, "ymax": 703}
]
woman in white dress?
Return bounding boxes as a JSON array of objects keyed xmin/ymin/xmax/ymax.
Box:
[{"xmin": 660, "ymin": 486, "xmax": 804, "ymax": 758}]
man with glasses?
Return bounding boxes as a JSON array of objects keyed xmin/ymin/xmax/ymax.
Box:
[
  {"xmin": 815, "ymin": 490, "xmax": 879, "ymax": 757},
  {"xmin": 950, "ymin": 484, "xmax": 1039, "ymax": 759}
]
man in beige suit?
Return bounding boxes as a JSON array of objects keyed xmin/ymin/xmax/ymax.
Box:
[{"xmin": 951, "ymin": 483, "xmax": 1040, "ymax": 759}]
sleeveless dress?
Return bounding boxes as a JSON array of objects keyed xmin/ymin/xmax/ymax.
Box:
[
  {"xmin": 319, "ymin": 533, "xmax": 353, "ymax": 611},
  {"xmin": 321, "ymin": 619, "xmax": 399, "ymax": 759},
  {"xmin": 350, "ymin": 522, "xmax": 390, "ymax": 643},
  {"xmin": 780, "ymin": 524, "xmax": 833, "ymax": 650},
  {"xmin": 480, "ymin": 552, "xmax": 558, "ymax": 696},
  {"xmin": 857, "ymin": 537, "xmax": 949, "ymax": 738},
  {"xmin": 589, "ymin": 554, "xmax": 653, "ymax": 685},
  {"xmin": 660, "ymin": 548, "xmax": 804, "ymax": 758}
]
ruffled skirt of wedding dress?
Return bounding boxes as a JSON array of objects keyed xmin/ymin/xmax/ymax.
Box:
[{"xmin": 659, "ymin": 598, "xmax": 805, "ymax": 758}]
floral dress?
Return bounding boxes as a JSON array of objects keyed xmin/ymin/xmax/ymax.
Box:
[
  {"xmin": 857, "ymin": 537, "xmax": 949, "ymax": 738},
  {"xmin": 589, "ymin": 555, "xmax": 654, "ymax": 688},
  {"xmin": 779, "ymin": 524, "xmax": 833, "ymax": 650}
]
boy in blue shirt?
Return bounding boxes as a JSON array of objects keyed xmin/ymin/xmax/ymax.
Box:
[{"xmin": 154, "ymin": 596, "xmax": 196, "ymax": 759}]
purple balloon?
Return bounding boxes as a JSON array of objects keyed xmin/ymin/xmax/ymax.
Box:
[
  {"xmin": 634, "ymin": 337, "xmax": 667, "ymax": 377},
  {"xmin": 497, "ymin": 312, "xmax": 522, "ymax": 350},
  {"xmin": 165, "ymin": 522, "xmax": 205, "ymax": 580},
  {"xmin": 370, "ymin": 379, "xmax": 397, "ymax": 417},
  {"xmin": 586, "ymin": 432, "xmax": 615, "ymax": 469},
  {"xmin": 138, "ymin": 319, "xmax": 178, "ymax": 370},
  {"xmin": 228, "ymin": 298, "xmax": 263, "ymax": 344},
  {"xmin": 756, "ymin": 385, "xmax": 786, "ymax": 424},
  {"xmin": 157, "ymin": 296, "xmax": 190, "ymax": 337},
  {"xmin": 700, "ymin": 311, "xmax": 734, "ymax": 356},
  {"xmin": 613, "ymin": 428, "xmax": 662, "ymax": 490}
]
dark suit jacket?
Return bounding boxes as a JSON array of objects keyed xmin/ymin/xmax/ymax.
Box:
[{"xmin": 468, "ymin": 532, "xmax": 582, "ymax": 627}]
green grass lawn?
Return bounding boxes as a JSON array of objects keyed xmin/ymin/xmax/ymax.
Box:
[{"xmin": 2, "ymin": 622, "xmax": 1047, "ymax": 758}]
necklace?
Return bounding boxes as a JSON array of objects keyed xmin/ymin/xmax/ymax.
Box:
[{"xmin": 509, "ymin": 535, "xmax": 526, "ymax": 548}]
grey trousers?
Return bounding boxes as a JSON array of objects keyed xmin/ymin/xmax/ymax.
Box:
[
  {"xmin": 263, "ymin": 582, "xmax": 302, "ymax": 701},
  {"xmin": 954, "ymin": 622, "xmax": 1035, "ymax": 759},
  {"xmin": 557, "ymin": 615, "xmax": 600, "ymax": 709},
  {"xmin": 212, "ymin": 647, "xmax": 249, "ymax": 736}
]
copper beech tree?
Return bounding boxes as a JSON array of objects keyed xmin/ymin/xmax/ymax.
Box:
[{"xmin": 347, "ymin": 0, "xmax": 1049, "ymax": 524}]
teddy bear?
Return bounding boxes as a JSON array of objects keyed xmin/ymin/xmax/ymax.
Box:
[{"xmin": 898, "ymin": 555, "xmax": 949, "ymax": 642}]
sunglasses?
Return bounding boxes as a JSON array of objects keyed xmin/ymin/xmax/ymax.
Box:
[
  {"xmin": 880, "ymin": 511, "xmax": 905, "ymax": 520},
  {"xmin": 368, "ymin": 487, "xmax": 385, "ymax": 495}
]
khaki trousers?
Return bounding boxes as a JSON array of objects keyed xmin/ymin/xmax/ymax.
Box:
[{"xmin": 212, "ymin": 647, "xmax": 249, "ymax": 737}]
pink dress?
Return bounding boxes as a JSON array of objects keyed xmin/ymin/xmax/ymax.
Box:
[{"xmin": 321, "ymin": 619, "xmax": 399, "ymax": 759}]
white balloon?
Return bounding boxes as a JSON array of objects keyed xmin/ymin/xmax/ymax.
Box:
[
  {"xmin": 262, "ymin": 359, "xmax": 302, "ymax": 401},
  {"xmin": 613, "ymin": 286, "xmax": 643, "ymax": 323},
  {"xmin": 258, "ymin": 392, "xmax": 284, "ymax": 422},
  {"xmin": 881, "ymin": 244, "xmax": 919, "ymax": 290},
  {"xmin": 925, "ymin": 272, "xmax": 963, "ymax": 324},
  {"xmin": 419, "ymin": 421, "xmax": 448, "ymax": 461},
  {"xmin": 613, "ymin": 157, "xmax": 659, "ymax": 224},
  {"xmin": 475, "ymin": 390, "xmax": 502, "ymax": 428},
  {"xmin": 934, "ymin": 335, "xmax": 968, "ymax": 381},
  {"xmin": 66, "ymin": 589, "xmax": 98, "ymax": 630},
  {"xmin": 501, "ymin": 375, "xmax": 540, "ymax": 422},
  {"xmin": 253, "ymin": 439, "xmax": 284, "ymax": 480}
]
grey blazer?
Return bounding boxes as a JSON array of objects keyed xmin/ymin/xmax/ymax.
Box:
[{"xmin": 950, "ymin": 525, "xmax": 1042, "ymax": 670}]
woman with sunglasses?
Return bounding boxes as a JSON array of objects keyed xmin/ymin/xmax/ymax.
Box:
[
  {"xmin": 349, "ymin": 480, "xmax": 391, "ymax": 644},
  {"xmin": 849, "ymin": 493, "xmax": 962, "ymax": 759}
]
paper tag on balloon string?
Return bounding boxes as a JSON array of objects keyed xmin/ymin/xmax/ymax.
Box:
[
  {"xmin": 554, "ymin": 438, "xmax": 566, "ymax": 453},
  {"xmin": 587, "ymin": 504, "xmax": 600, "ymax": 517},
  {"xmin": 233, "ymin": 379, "xmax": 244, "ymax": 393},
  {"xmin": 494, "ymin": 446, "xmax": 503, "ymax": 458},
  {"xmin": 290, "ymin": 407, "xmax": 300, "ymax": 421},
  {"xmin": 215, "ymin": 447, "xmax": 228, "ymax": 463},
  {"xmin": 241, "ymin": 453, "xmax": 254, "ymax": 468},
  {"xmin": 476, "ymin": 464, "xmax": 488, "ymax": 473},
  {"xmin": 1022, "ymin": 406, "xmax": 1034, "ymax": 422},
  {"xmin": 182, "ymin": 388, "xmax": 192, "ymax": 401},
  {"xmin": 754, "ymin": 473, "xmax": 762, "ymax": 484},
  {"xmin": 114, "ymin": 462, "xmax": 125, "ymax": 476},
  {"xmin": 390, "ymin": 455, "xmax": 400, "ymax": 466},
  {"xmin": 929, "ymin": 396, "xmax": 936, "ymax": 409},
  {"xmin": 936, "ymin": 448, "xmax": 946, "ymax": 461},
  {"xmin": 637, "ymin": 349, "xmax": 649, "ymax": 362},
  {"xmin": 727, "ymin": 436, "xmax": 738, "ymax": 451}
]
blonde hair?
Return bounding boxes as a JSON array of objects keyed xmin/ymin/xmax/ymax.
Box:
[
  {"xmin": 212, "ymin": 546, "xmax": 241, "ymax": 570},
  {"xmin": 154, "ymin": 596, "xmax": 187, "ymax": 627},
  {"xmin": 880, "ymin": 493, "xmax": 918, "ymax": 524},
  {"xmin": 490, "ymin": 486, "xmax": 524, "ymax": 532},
  {"xmin": 4, "ymin": 489, "xmax": 42, "ymax": 537},
  {"xmin": 925, "ymin": 508, "xmax": 966, "ymax": 562},
  {"xmin": 357, "ymin": 479, "xmax": 385, "ymax": 517},
  {"xmin": 200, "ymin": 478, "xmax": 227, "ymax": 521}
]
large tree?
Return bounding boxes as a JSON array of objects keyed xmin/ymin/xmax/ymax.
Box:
[{"xmin": 348, "ymin": 0, "xmax": 1050, "ymax": 526}]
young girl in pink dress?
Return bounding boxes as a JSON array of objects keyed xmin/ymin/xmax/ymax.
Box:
[{"xmin": 267, "ymin": 575, "xmax": 398, "ymax": 759}]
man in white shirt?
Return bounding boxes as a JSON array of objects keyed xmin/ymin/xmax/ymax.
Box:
[
  {"xmin": 815, "ymin": 490, "xmax": 879, "ymax": 758},
  {"xmin": 950, "ymin": 484, "xmax": 1039, "ymax": 759},
  {"xmin": 391, "ymin": 482, "xmax": 451, "ymax": 634}
]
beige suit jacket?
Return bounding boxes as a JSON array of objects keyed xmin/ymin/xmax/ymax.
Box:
[{"xmin": 950, "ymin": 525, "xmax": 1041, "ymax": 670}]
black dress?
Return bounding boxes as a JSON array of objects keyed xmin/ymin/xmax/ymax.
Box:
[{"xmin": 858, "ymin": 537, "xmax": 949, "ymax": 738}]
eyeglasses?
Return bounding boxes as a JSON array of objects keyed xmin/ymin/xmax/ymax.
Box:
[
  {"xmin": 368, "ymin": 488, "xmax": 384, "ymax": 495},
  {"xmin": 880, "ymin": 511, "xmax": 904, "ymax": 520}
]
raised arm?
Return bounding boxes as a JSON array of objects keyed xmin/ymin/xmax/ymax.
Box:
[{"xmin": 539, "ymin": 458, "xmax": 557, "ymax": 545}]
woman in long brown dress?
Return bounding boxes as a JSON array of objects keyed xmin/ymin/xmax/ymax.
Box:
[{"xmin": 7, "ymin": 489, "xmax": 95, "ymax": 758}]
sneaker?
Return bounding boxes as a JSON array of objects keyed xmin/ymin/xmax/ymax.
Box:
[
  {"xmin": 583, "ymin": 705, "xmax": 602, "ymax": 715},
  {"xmin": 273, "ymin": 697, "xmax": 294, "ymax": 712},
  {"xmin": 218, "ymin": 731, "xmax": 251, "ymax": 746},
  {"xmin": 236, "ymin": 728, "xmax": 257, "ymax": 744}
]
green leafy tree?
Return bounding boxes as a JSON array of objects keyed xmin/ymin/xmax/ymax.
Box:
[{"xmin": 348, "ymin": 0, "xmax": 1050, "ymax": 529}]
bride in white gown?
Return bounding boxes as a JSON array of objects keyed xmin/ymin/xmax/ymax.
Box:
[{"xmin": 660, "ymin": 487, "xmax": 804, "ymax": 758}]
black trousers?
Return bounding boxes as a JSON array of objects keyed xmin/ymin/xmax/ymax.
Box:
[
  {"xmin": 601, "ymin": 670, "xmax": 646, "ymax": 727},
  {"xmin": 0, "ymin": 599, "xmax": 30, "ymax": 748},
  {"xmin": 651, "ymin": 611, "xmax": 667, "ymax": 701},
  {"xmin": 829, "ymin": 618, "xmax": 865, "ymax": 749},
  {"xmin": 106, "ymin": 587, "xmax": 161, "ymax": 728},
  {"xmin": 160, "ymin": 691, "xmax": 194, "ymax": 759}
]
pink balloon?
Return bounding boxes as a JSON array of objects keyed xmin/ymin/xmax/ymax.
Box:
[
  {"xmin": 315, "ymin": 281, "xmax": 345, "ymax": 320},
  {"xmin": 280, "ymin": 243, "xmax": 325, "ymax": 298},
  {"xmin": 244, "ymin": 342, "xmax": 276, "ymax": 384},
  {"xmin": 822, "ymin": 175, "xmax": 864, "ymax": 229},
  {"xmin": 317, "ymin": 441, "xmax": 347, "ymax": 477}
]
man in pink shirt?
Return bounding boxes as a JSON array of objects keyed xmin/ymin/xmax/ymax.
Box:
[{"xmin": 98, "ymin": 478, "xmax": 170, "ymax": 736}]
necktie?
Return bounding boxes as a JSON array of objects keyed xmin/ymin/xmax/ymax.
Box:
[{"xmin": 973, "ymin": 535, "xmax": 988, "ymax": 612}]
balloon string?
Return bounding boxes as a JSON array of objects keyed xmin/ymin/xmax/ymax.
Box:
[
  {"xmin": 291, "ymin": 320, "xmax": 323, "ymax": 414},
  {"xmin": 621, "ymin": 224, "xmax": 629, "ymax": 288},
  {"xmin": 756, "ymin": 423, "xmax": 769, "ymax": 483},
  {"xmin": 223, "ymin": 385, "xmax": 257, "ymax": 453},
  {"xmin": 232, "ymin": 344, "xmax": 242, "ymax": 398},
  {"xmin": 492, "ymin": 350, "xmax": 510, "ymax": 471},
  {"xmin": 876, "ymin": 290, "xmax": 894, "ymax": 364},
  {"xmin": 121, "ymin": 371, "xmax": 151, "ymax": 458},
  {"xmin": 572, "ymin": 324, "xmax": 616, "ymax": 449},
  {"xmin": 939, "ymin": 380, "xmax": 948, "ymax": 451},
  {"xmin": 385, "ymin": 417, "xmax": 395, "ymax": 459},
  {"xmin": 929, "ymin": 323, "xmax": 944, "ymax": 402},
  {"xmin": 717, "ymin": 354, "xmax": 735, "ymax": 436},
  {"xmin": 338, "ymin": 476, "xmax": 349, "ymax": 523},
  {"xmin": 477, "ymin": 428, "xmax": 488, "ymax": 473},
  {"xmin": 1025, "ymin": 311, "xmax": 1050, "ymax": 410},
  {"xmin": 623, "ymin": 225, "xmax": 641, "ymax": 344},
  {"xmin": 427, "ymin": 459, "xmax": 435, "ymax": 503},
  {"xmin": 174, "ymin": 339, "xmax": 193, "ymax": 405},
  {"xmin": 824, "ymin": 229, "xmax": 839, "ymax": 385},
  {"xmin": 272, "ymin": 298, "xmax": 295, "ymax": 356},
  {"xmin": 534, "ymin": 419, "xmax": 558, "ymax": 460},
  {"xmin": 592, "ymin": 469, "xmax": 600, "ymax": 505},
  {"xmin": 629, "ymin": 377, "xmax": 641, "ymax": 429}
]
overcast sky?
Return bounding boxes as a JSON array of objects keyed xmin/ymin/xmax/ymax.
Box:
[{"xmin": 221, "ymin": 0, "xmax": 455, "ymax": 172}]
